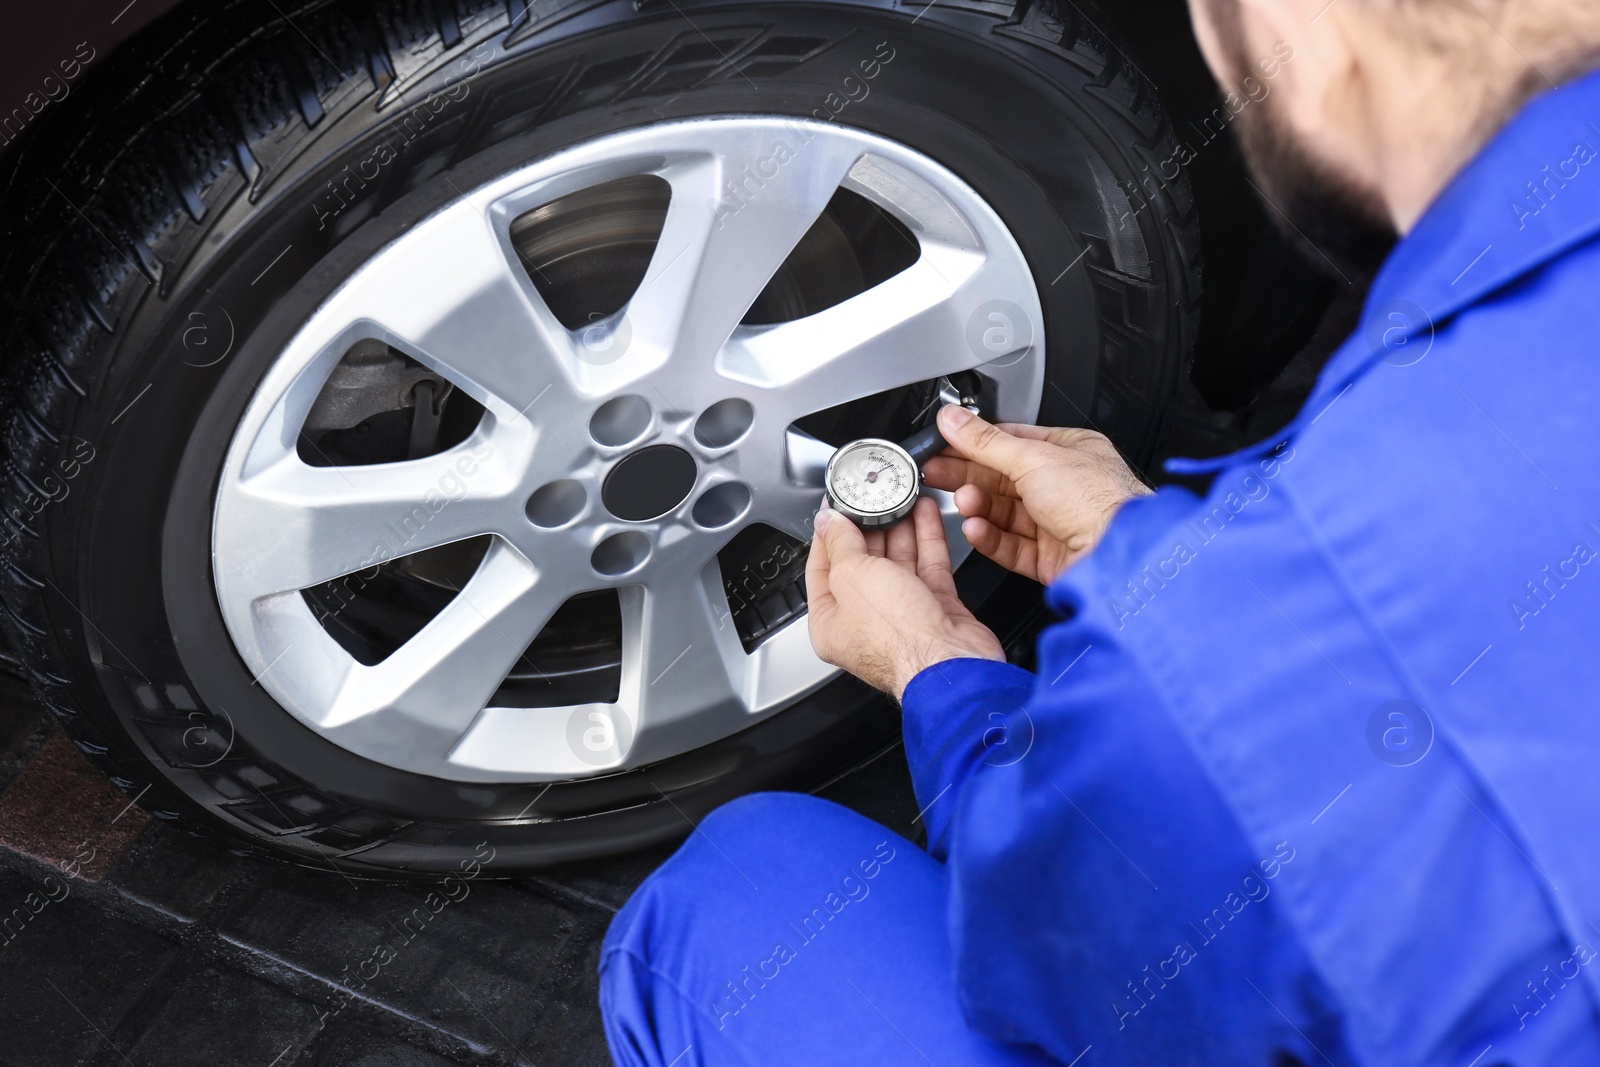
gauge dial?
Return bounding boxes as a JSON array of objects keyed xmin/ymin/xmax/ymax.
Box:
[{"xmin": 825, "ymin": 439, "xmax": 920, "ymax": 527}]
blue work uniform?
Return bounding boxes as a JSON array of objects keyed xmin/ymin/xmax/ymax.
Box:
[{"xmin": 600, "ymin": 66, "xmax": 1600, "ymax": 1066}]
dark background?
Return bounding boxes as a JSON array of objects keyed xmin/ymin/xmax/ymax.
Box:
[{"xmin": 1, "ymin": 0, "xmax": 182, "ymax": 122}]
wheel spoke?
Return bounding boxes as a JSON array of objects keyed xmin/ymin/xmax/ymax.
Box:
[
  {"xmin": 624, "ymin": 132, "xmax": 865, "ymax": 373},
  {"xmin": 321, "ymin": 541, "xmax": 565, "ymax": 742},
  {"xmin": 929, "ymin": 487, "xmax": 972, "ymax": 560},
  {"xmin": 222, "ymin": 438, "xmax": 520, "ymax": 600},
  {"xmin": 781, "ymin": 426, "xmax": 836, "ymax": 489},
  {"xmin": 748, "ymin": 481, "xmax": 828, "ymax": 546},
  {"xmin": 325, "ymin": 198, "xmax": 573, "ymax": 414},
  {"xmin": 718, "ymin": 247, "xmax": 1031, "ymax": 422},
  {"xmin": 621, "ymin": 560, "xmax": 751, "ymax": 748}
]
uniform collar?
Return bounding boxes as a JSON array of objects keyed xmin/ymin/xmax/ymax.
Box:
[{"xmin": 1169, "ymin": 64, "xmax": 1600, "ymax": 476}]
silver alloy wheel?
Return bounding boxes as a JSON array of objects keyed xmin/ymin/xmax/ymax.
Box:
[{"xmin": 212, "ymin": 116, "xmax": 1045, "ymax": 783}]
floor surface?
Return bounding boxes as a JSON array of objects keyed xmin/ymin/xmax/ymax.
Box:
[{"xmin": 0, "ymin": 673, "xmax": 920, "ymax": 1066}]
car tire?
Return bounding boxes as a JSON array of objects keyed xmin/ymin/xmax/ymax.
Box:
[{"xmin": 0, "ymin": 0, "xmax": 1199, "ymax": 874}]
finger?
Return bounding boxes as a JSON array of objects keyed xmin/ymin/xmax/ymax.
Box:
[
  {"xmin": 999, "ymin": 423, "xmax": 1113, "ymax": 454},
  {"xmin": 807, "ymin": 506, "xmax": 868, "ymax": 607},
  {"xmin": 952, "ymin": 482, "xmax": 987, "ymax": 519},
  {"xmin": 993, "ymin": 422, "xmax": 1077, "ymax": 443},
  {"xmin": 937, "ymin": 405, "xmax": 1044, "ymax": 482},
  {"xmin": 962, "ymin": 515, "xmax": 1039, "ymax": 581},
  {"xmin": 805, "ymin": 508, "xmax": 838, "ymax": 612},
  {"xmin": 922, "ymin": 455, "xmax": 1017, "ymax": 498},
  {"xmin": 819, "ymin": 505, "xmax": 868, "ymax": 560},
  {"xmin": 863, "ymin": 528, "xmax": 887, "ymax": 557},
  {"xmin": 912, "ymin": 497, "xmax": 957, "ymax": 597},
  {"xmin": 954, "ymin": 483, "xmax": 1038, "ymax": 539},
  {"xmin": 920, "ymin": 455, "xmax": 964, "ymax": 490},
  {"xmin": 886, "ymin": 511, "xmax": 918, "ymax": 568}
]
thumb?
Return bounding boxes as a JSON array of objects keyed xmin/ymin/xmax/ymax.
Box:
[
  {"xmin": 815, "ymin": 504, "xmax": 867, "ymax": 564},
  {"xmin": 937, "ymin": 404, "xmax": 1037, "ymax": 479}
]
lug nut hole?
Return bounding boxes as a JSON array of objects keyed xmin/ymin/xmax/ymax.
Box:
[
  {"xmin": 591, "ymin": 531, "xmax": 651, "ymax": 576},
  {"xmin": 693, "ymin": 398, "xmax": 754, "ymax": 449},
  {"xmin": 526, "ymin": 479, "xmax": 586, "ymax": 528},
  {"xmin": 590, "ymin": 395, "xmax": 652, "ymax": 447},
  {"xmin": 692, "ymin": 482, "xmax": 751, "ymax": 529}
]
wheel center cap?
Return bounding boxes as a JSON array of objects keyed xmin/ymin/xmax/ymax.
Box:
[{"xmin": 602, "ymin": 445, "xmax": 697, "ymax": 521}]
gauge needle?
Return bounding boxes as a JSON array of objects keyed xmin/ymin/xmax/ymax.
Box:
[{"xmin": 865, "ymin": 464, "xmax": 892, "ymax": 483}]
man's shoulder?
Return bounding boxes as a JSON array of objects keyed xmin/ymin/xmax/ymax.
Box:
[
  {"xmin": 1045, "ymin": 191, "xmax": 1600, "ymax": 692},
  {"xmin": 1295, "ymin": 226, "xmax": 1600, "ymax": 490},
  {"xmin": 1281, "ymin": 226, "xmax": 1600, "ymax": 600}
]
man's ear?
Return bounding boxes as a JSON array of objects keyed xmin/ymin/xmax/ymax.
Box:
[
  {"xmin": 1232, "ymin": 0, "xmax": 1370, "ymax": 151},
  {"xmin": 1186, "ymin": 0, "xmax": 1232, "ymax": 87}
]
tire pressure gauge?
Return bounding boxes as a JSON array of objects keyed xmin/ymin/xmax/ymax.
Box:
[
  {"xmin": 824, "ymin": 384, "xmax": 982, "ymax": 528},
  {"xmin": 824, "ymin": 438, "xmax": 921, "ymax": 528}
]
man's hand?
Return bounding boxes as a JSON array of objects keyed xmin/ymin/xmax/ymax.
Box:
[
  {"xmin": 923, "ymin": 405, "xmax": 1151, "ymax": 585},
  {"xmin": 807, "ymin": 496, "xmax": 1004, "ymax": 700}
]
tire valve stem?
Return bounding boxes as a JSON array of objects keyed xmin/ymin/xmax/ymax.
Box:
[
  {"xmin": 901, "ymin": 374, "xmax": 984, "ymax": 466},
  {"xmin": 408, "ymin": 379, "xmax": 447, "ymax": 459}
]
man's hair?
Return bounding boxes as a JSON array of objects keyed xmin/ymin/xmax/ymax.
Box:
[
  {"xmin": 1209, "ymin": 0, "xmax": 1600, "ymax": 154},
  {"xmin": 1367, "ymin": 0, "xmax": 1600, "ymax": 85},
  {"xmin": 1410, "ymin": 1, "xmax": 1600, "ymax": 152}
]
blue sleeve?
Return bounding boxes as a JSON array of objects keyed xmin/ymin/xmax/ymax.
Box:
[
  {"xmin": 901, "ymin": 658, "xmax": 1036, "ymax": 861},
  {"xmin": 902, "ymin": 490, "xmax": 1352, "ymax": 1065}
]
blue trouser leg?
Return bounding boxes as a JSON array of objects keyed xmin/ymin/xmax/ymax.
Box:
[{"xmin": 599, "ymin": 792, "xmax": 1053, "ymax": 1067}]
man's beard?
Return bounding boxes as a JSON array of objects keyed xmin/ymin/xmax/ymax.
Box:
[
  {"xmin": 1209, "ymin": 0, "xmax": 1397, "ymax": 280},
  {"xmin": 1231, "ymin": 102, "xmax": 1397, "ymax": 280}
]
